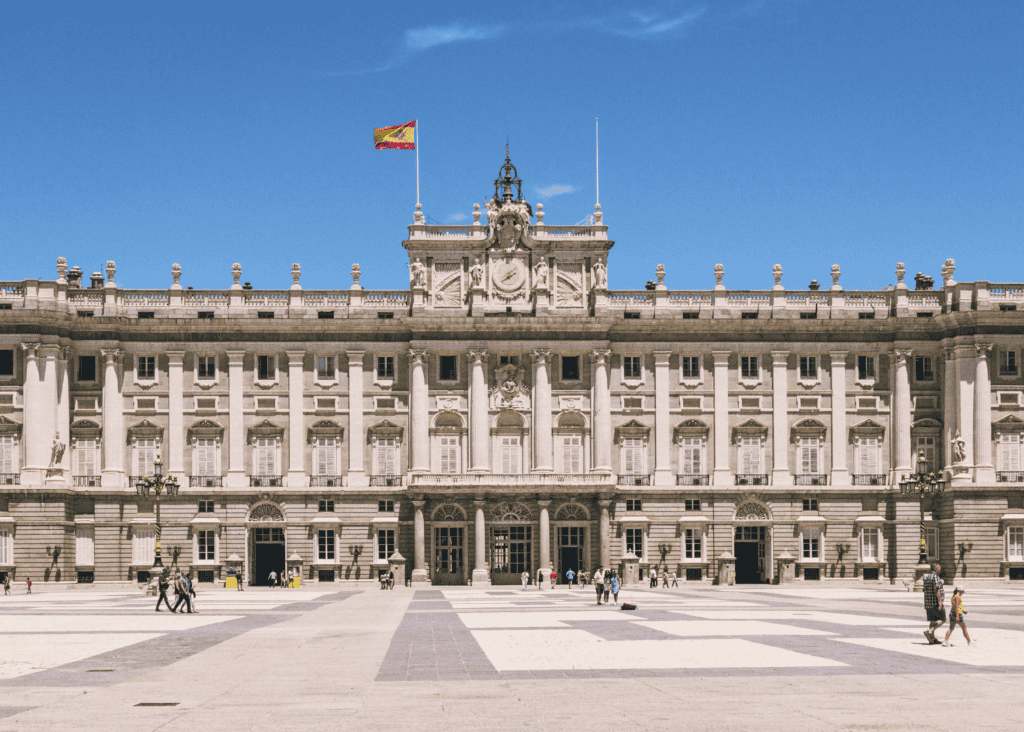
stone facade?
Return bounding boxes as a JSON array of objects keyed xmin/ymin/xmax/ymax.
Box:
[{"xmin": 1, "ymin": 155, "xmax": 1024, "ymax": 587}]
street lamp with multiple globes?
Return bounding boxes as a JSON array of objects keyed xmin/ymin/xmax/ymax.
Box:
[
  {"xmin": 135, "ymin": 454, "xmax": 180, "ymax": 569},
  {"xmin": 898, "ymin": 449, "xmax": 945, "ymax": 565}
]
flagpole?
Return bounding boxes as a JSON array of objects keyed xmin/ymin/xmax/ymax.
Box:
[
  {"xmin": 416, "ymin": 119, "xmax": 420, "ymax": 207},
  {"xmin": 595, "ymin": 117, "xmax": 599, "ymax": 208}
]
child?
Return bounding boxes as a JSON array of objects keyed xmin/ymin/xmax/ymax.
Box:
[
  {"xmin": 943, "ymin": 587, "xmax": 972, "ymax": 647},
  {"xmin": 26, "ymin": 577, "xmax": 32, "ymax": 594}
]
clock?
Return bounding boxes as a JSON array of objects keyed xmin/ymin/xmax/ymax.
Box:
[{"xmin": 491, "ymin": 258, "xmax": 527, "ymax": 295}]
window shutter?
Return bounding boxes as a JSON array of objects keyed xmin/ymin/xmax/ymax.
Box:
[
  {"xmin": 562, "ymin": 435, "xmax": 581, "ymax": 474},
  {"xmin": 858, "ymin": 437, "xmax": 878, "ymax": 475},
  {"xmin": 377, "ymin": 438, "xmax": 397, "ymax": 475},
  {"xmin": 137, "ymin": 438, "xmax": 156, "ymax": 475},
  {"xmin": 0, "ymin": 529, "xmax": 9, "ymax": 564},
  {"xmin": 740, "ymin": 437, "xmax": 759, "ymax": 473},
  {"xmin": 800, "ymin": 438, "xmax": 819, "ymax": 474},
  {"xmin": 0, "ymin": 436, "xmax": 15, "ymax": 473},
  {"xmin": 440, "ymin": 436, "xmax": 458, "ymax": 474},
  {"xmin": 501, "ymin": 436, "xmax": 520, "ymax": 474},
  {"xmin": 1000, "ymin": 434, "xmax": 1021, "ymax": 471},
  {"xmin": 681, "ymin": 437, "xmax": 701, "ymax": 474}
]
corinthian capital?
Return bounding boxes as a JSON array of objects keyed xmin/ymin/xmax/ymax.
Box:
[
  {"xmin": 591, "ymin": 349, "xmax": 611, "ymax": 364},
  {"xmin": 532, "ymin": 348, "xmax": 551, "ymax": 365},
  {"xmin": 975, "ymin": 343, "xmax": 993, "ymax": 359},
  {"xmin": 408, "ymin": 348, "xmax": 428, "ymax": 365},
  {"xmin": 894, "ymin": 349, "xmax": 913, "ymax": 365},
  {"xmin": 469, "ymin": 349, "xmax": 488, "ymax": 364}
]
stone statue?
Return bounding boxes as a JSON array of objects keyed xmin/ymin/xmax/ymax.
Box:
[
  {"xmin": 951, "ymin": 431, "xmax": 966, "ymax": 464},
  {"xmin": 534, "ymin": 259, "xmax": 548, "ymax": 289},
  {"xmin": 50, "ymin": 432, "xmax": 65, "ymax": 467},
  {"xmin": 469, "ymin": 258, "xmax": 484, "ymax": 288},
  {"xmin": 593, "ymin": 260, "xmax": 607, "ymax": 289},
  {"xmin": 409, "ymin": 258, "xmax": 426, "ymax": 288}
]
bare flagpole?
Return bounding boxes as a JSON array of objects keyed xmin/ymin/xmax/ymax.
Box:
[{"xmin": 595, "ymin": 117, "xmax": 600, "ymax": 209}]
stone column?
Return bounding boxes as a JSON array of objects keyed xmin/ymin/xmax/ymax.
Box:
[
  {"xmin": 893, "ymin": 349, "xmax": 913, "ymax": 479},
  {"xmin": 942, "ymin": 347, "xmax": 956, "ymax": 475},
  {"xmin": 20, "ymin": 345, "xmax": 42, "ymax": 482},
  {"xmin": 167, "ymin": 351, "xmax": 185, "ymax": 478},
  {"xmin": 346, "ymin": 351, "xmax": 366, "ymax": 486},
  {"xmin": 469, "ymin": 349, "xmax": 489, "ymax": 473},
  {"xmin": 599, "ymin": 499, "xmax": 611, "ymax": 569},
  {"xmin": 653, "ymin": 351, "xmax": 673, "ymax": 485},
  {"xmin": 39, "ymin": 346, "xmax": 59, "ymax": 480},
  {"xmin": 974, "ymin": 344, "xmax": 995, "ymax": 483},
  {"xmin": 286, "ymin": 350, "xmax": 306, "ymax": 488},
  {"xmin": 226, "ymin": 351, "xmax": 246, "ymax": 488},
  {"xmin": 593, "ymin": 349, "xmax": 612, "ymax": 473},
  {"xmin": 712, "ymin": 351, "xmax": 731, "ymax": 485},
  {"xmin": 412, "ymin": 500, "xmax": 428, "ymax": 583},
  {"xmin": 771, "ymin": 351, "xmax": 791, "ymax": 485},
  {"xmin": 55, "ymin": 348, "xmax": 71, "ymax": 479},
  {"xmin": 533, "ymin": 349, "xmax": 553, "ymax": 472},
  {"xmin": 955, "ymin": 345, "xmax": 975, "ymax": 468},
  {"xmin": 829, "ymin": 351, "xmax": 850, "ymax": 485},
  {"xmin": 100, "ymin": 348, "xmax": 124, "ymax": 488},
  {"xmin": 473, "ymin": 498, "xmax": 489, "ymax": 585},
  {"xmin": 538, "ymin": 499, "xmax": 551, "ymax": 588},
  {"xmin": 409, "ymin": 349, "xmax": 430, "ymax": 473}
]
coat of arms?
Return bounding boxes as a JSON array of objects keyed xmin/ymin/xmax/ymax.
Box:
[{"xmin": 490, "ymin": 363, "xmax": 530, "ymax": 409}]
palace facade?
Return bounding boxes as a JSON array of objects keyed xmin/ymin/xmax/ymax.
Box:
[{"xmin": 1, "ymin": 154, "xmax": 1023, "ymax": 588}]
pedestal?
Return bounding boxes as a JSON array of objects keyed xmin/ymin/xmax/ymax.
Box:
[
  {"xmin": 621, "ymin": 551, "xmax": 639, "ymax": 586},
  {"xmin": 411, "ymin": 568, "xmax": 429, "ymax": 584},
  {"xmin": 913, "ymin": 562, "xmax": 931, "ymax": 592},
  {"xmin": 717, "ymin": 552, "xmax": 736, "ymax": 586},
  {"xmin": 389, "ymin": 552, "xmax": 407, "ymax": 588},
  {"xmin": 776, "ymin": 551, "xmax": 796, "ymax": 584}
]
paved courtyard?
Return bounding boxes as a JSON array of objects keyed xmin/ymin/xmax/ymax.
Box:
[{"xmin": 0, "ymin": 582, "xmax": 1022, "ymax": 730}]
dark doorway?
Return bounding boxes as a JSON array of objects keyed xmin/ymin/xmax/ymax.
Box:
[
  {"xmin": 252, "ymin": 543, "xmax": 285, "ymax": 586},
  {"xmin": 558, "ymin": 546, "xmax": 580, "ymax": 584},
  {"xmin": 433, "ymin": 526, "xmax": 465, "ymax": 585},
  {"xmin": 735, "ymin": 542, "xmax": 760, "ymax": 584}
]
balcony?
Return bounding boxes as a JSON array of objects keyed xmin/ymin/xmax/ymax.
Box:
[
  {"xmin": 311, "ymin": 475, "xmax": 344, "ymax": 487},
  {"xmin": 0, "ymin": 473, "xmax": 20, "ymax": 485},
  {"xmin": 735, "ymin": 474, "xmax": 768, "ymax": 486},
  {"xmin": 795, "ymin": 474, "xmax": 828, "ymax": 486},
  {"xmin": 853, "ymin": 474, "xmax": 887, "ymax": 486},
  {"xmin": 677, "ymin": 474, "xmax": 709, "ymax": 486},
  {"xmin": 190, "ymin": 475, "xmax": 224, "ymax": 487},
  {"xmin": 249, "ymin": 475, "xmax": 283, "ymax": 487},
  {"xmin": 73, "ymin": 475, "xmax": 99, "ymax": 487},
  {"xmin": 998, "ymin": 472, "xmax": 1024, "ymax": 483},
  {"xmin": 370, "ymin": 475, "xmax": 403, "ymax": 487},
  {"xmin": 408, "ymin": 473, "xmax": 616, "ymax": 488},
  {"xmin": 617, "ymin": 474, "xmax": 650, "ymax": 486},
  {"xmin": 128, "ymin": 475, "xmax": 144, "ymax": 487}
]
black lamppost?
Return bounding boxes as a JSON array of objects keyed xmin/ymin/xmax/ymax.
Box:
[
  {"xmin": 136, "ymin": 454, "xmax": 180, "ymax": 568},
  {"xmin": 898, "ymin": 449, "xmax": 945, "ymax": 565}
]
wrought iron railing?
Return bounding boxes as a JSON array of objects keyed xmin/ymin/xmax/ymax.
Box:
[
  {"xmin": 997, "ymin": 471, "xmax": 1024, "ymax": 483},
  {"xmin": 735, "ymin": 474, "xmax": 768, "ymax": 485},
  {"xmin": 853, "ymin": 474, "xmax": 887, "ymax": 486},
  {"xmin": 73, "ymin": 475, "xmax": 99, "ymax": 487},
  {"xmin": 794, "ymin": 474, "xmax": 828, "ymax": 486},
  {"xmin": 249, "ymin": 475, "xmax": 283, "ymax": 487},
  {"xmin": 617, "ymin": 474, "xmax": 650, "ymax": 486},
  {"xmin": 190, "ymin": 475, "xmax": 224, "ymax": 487},
  {"xmin": 370, "ymin": 475, "xmax": 403, "ymax": 487},
  {"xmin": 310, "ymin": 475, "xmax": 344, "ymax": 487},
  {"xmin": 0, "ymin": 473, "xmax": 20, "ymax": 485},
  {"xmin": 677, "ymin": 474, "xmax": 709, "ymax": 485}
]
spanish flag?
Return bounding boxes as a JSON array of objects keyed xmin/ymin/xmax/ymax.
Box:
[{"xmin": 374, "ymin": 120, "xmax": 416, "ymax": 150}]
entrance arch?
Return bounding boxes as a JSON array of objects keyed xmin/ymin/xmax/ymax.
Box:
[
  {"xmin": 247, "ymin": 501, "xmax": 286, "ymax": 586},
  {"xmin": 554, "ymin": 502, "xmax": 590, "ymax": 584},
  {"xmin": 733, "ymin": 500, "xmax": 772, "ymax": 584},
  {"xmin": 431, "ymin": 503, "xmax": 467, "ymax": 585},
  {"xmin": 489, "ymin": 501, "xmax": 533, "ymax": 585}
]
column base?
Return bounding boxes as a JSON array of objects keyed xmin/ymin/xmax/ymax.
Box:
[
  {"xmin": 974, "ymin": 465, "xmax": 996, "ymax": 484},
  {"xmin": 539, "ymin": 566, "xmax": 552, "ymax": 590},
  {"xmin": 100, "ymin": 470, "xmax": 124, "ymax": 489},
  {"xmin": 771, "ymin": 470, "xmax": 792, "ymax": 486},
  {"xmin": 712, "ymin": 469, "xmax": 733, "ymax": 486},
  {"xmin": 829, "ymin": 469, "xmax": 850, "ymax": 486},
  {"xmin": 912, "ymin": 562, "xmax": 931, "ymax": 592},
  {"xmin": 45, "ymin": 469, "xmax": 67, "ymax": 485},
  {"xmin": 471, "ymin": 569, "xmax": 490, "ymax": 586},
  {"xmin": 411, "ymin": 568, "xmax": 430, "ymax": 584},
  {"xmin": 653, "ymin": 469, "xmax": 674, "ymax": 486},
  {"xmin": 347, "ymin": 470, "xmax": 368, "ymax": 488},
  {"xmin": 951, "ymin": 465, "xmax": 973, "ymax": 487},
  {"xmin": 20, "ymin": 468, "xmax": 46, "ymax": 486},
  {"xmin": 225, "ymin": 471, "xmax": 248, "ymax": 489},
  {"xmin": 286, "ymin": 471, "xmax": 307, "ymax": 489}
]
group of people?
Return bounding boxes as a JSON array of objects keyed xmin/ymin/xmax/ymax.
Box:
[
  {"xmin": 267, "ymin": 569, "xmax": 297, "ymax": 588},
  {"xmin": 591, "ymin": 568, "xmax": 620, "ymax": 604},
  {"xmin": 922, "ymin": 563, "xmax": 973, "ymax": 647},
  {"xmin": 648, "ymin": 568, "xmax": 680, "ymax": 587},
  {"xmin": 154, "ymin": 570, "xmax": 199, "ymax": 613},
  {"xmin": 379, "ymin": 569, "xmax": 395, "ymax": 589}
]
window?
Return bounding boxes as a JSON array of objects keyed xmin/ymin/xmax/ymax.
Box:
[
  {"xmin": 257, "ymin": 311, "xmax": 274, "ymax": 319},
  {"xmin": 198, "ymin": 500, "xmax": 215, "ymax": 513},
  {"xmin": 799, "ymin": 397, "xmax": 819, "ymax": 411},
  {"xmin": 739, "ymin": 436, "xmax": 761, "ymax": 474},
  {"xmin": 377, "ymin": 529, "xmax": 395, "ymax": 561},
  {"xmin": 924, "ymin": 527, "xmax": 939, "ymax": 561},
  {"xmin": 857, "ymin": 355, "xmax": 876, "ymax": 382},
  {"xmin": 198, "ymin": 311, "xmax": 214, "ymax": 319},
  {"xmin": 684, "ymin": 528, "xmax": 702, "ymax": 559},
  {"xmin": 802, "ymin": 528, "xmax": 820, "ymax": 559},
  {"xmin": 560, "ymin": 435, "xmax": 582, "ymax": 474},
  {"xmin": 623, "ymin": 356, "xmax": 641, "ymax": 380},
  {"xmin": 0, "ymin": 435, "xmax": 19, "ymax": 474},
  {"xmin": 77, "ymin": 355, "xmax": 97, "ymax": 382},
  {"xmin": 376, "ymin": 356, "xmax": 394, "ymax": 379},
  {"xmin": 685, "ymin": 499, "xmax": 702, "ymax": 511},
  {"xmin": 561, "ymin": 355, "xmax": 580, "ymax": 381},
  {"xmin": 861, "ymin": 527, "xmax": 880, "ymax": 562},
  {"xmin": 439, "ymin": 355, "xmax": 458, "ymax": 381},
  {"xmin": 624, "ymin": 312, "xmax": 640, "ymax": 320},
  {"xmin": 439, "ymin": 436, "xmax": 460, "ymax": 474},
  {"xmin": 318, "ymin": 311, "xmax": 334, "ymax": 319},
  {"xmin": 999, "ymin": 392, "xmax": 1021, "ymax": 406},
  {"xmin": 74, "ymin": 438, "xmax": 97, "ymax": 477},
  {"xmin": 681, "ymin": 356, "xmax": 700, "ymax": 381},
  {"xmin": 319, "ymin": 500, "xmax": 335, "ymax": 512},
  {"xmin": 137, "ymin": 356, "xmax": 156, "ymax": 381},
  {"xmin": 194, "ymin": 438, "xmax": 217, "ymax": 477},
  {"xmin": 797, "ymin": 438, "xmax": 821, "ymax": 475},
  {"xmin": 799, "ymin": 356, "xmax": 817, "ymax": 381},
  {"xmin": 626, "ymin": 499, "xmax": 642, "ymax": 512},
  {"xmin": 195, "ymin": 397, "xmax": 217, "ymax": 412},
  {"xmin": 197, "ymin": 530, "xmax": 216, "ymax": 561},
  {"xmin": 999, "ymin": 433, "xmax": 1022, "ymax": 472},
  {"xmin": 76, "ymin": 525, "xmax": 95, "ymax": 566},
  {"xmin": 379, "ymin": 500, "xmax": 394, "ymax": 512},
  {"xmin": 132, "ymin": 528, "xmax": 156, "ymax": 566},
  {"xmin": 915, "ymin": 356, "xmax": 934, "ymax": 382},
  {"xmin": 1008, "ymin": 526, "xmax": 1024, "ymax": 560},
  {"xmin": 916, "ymin": 436, "xmax": 937, "ymax": 472},
  {"xmin": 0, "ymin": 527, "xmax": 10, "ymax": 565},
  {"xmin": 500, "ymin": 436, "xmax": 521, "ymax": 473},
  {"xmin": 257, "ymin": 355, "xmax": 275, "ymax": 381},
  {"xmin": 499, "ymin": 355, "xmax": 519, "ymax": 366},
  {"xmin": 197, "ymin": 356, "xmax": 216, "ymax": 380},
  {"xmin": 256, "ymin": 397, "xmax": 276, "ymax": 411},
  {"xmin": 0, "ymin": 350, "xmax": 13, "ymax": 377},
  {"xmin": 253, "ymin": 437, "xmax": 277, "ymax": 476},
  {"xmin": 375, "ymin": 437, "xmax": 398, "ymax": 476},
  {"xmin": 856, "ymin": 436, "xmax": 881, "ymax": 477},
  {"xmin": 135, "ymin": 438, "xmax": 157, "ymax": 476},
  {"xmin": 315, "ymin": 355, "xmax": 335, "ymax": 381},
  {"xmin": 620, "ymin": 437, "xmax": 644, "ymax": 475},
  {"xmin": 377, "ymin": 311, "xmax": 394, "ymax": 319},
  {"xmin": 740, "ymin": 356, "xmax": 758, "ymax": 380},
  {"xmin": 802, "ymin": 498, "xmax": 819, "ymax": 511},
  {"xmin": 314, "ymin": 436, "xmax": 338, "ymax": 476},
  {"xmin": 625, "ymin": 527, "xmax": 644, "ymax": 558},
  {"xmin": 680, "ymin": 436, "xmax": 702, "ymax": 475},
  {"xmin": 318, "ymin": 529, "xmax": 336, "ymax": 561},
  {"xmin": 1000, "ymin": 350, "xmax": 1019, "ymax": 377}
]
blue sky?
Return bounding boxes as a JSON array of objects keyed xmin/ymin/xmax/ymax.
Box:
[{"xmin": 2, "ymin": 1, "xmax": 1022, "ymax": 292}]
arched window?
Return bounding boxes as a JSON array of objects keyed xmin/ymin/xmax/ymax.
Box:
[
  {"xmin": 555, "ymin": 412, "xmax": 587, "ymax": 474},
  {"xmin": 432, "ymin": 413, "xmax": 465, "ymax": 475}
]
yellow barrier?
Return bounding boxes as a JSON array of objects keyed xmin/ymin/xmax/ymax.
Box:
[{"xmin": 225, "ymin": 577, "xmax": 237, "ymax": 589}]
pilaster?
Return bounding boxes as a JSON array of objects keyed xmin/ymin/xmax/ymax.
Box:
[
  {"xmin": 829, "ymin": 351, "xmax": 850, "ymax": 485},
  {"xmin": 167, "ymin": 351, "xmax": 185, "ymax": 477},
  {"xmin": 100, "ymin": 348, "xmax": 125, "ymax": 488},
  {"xmin": 533, "ymin": 349, "xmax": 553, "ymax": 472},
  {"xmin": 653, "ymin": 351, "xmax": 673, "ymax": 485},
  {"xmin": 225, "ymin": 351, "xmax": 247, "ymax": 488},
  {"xmin": 286, "ymin": 350, "xmax": 306, "ymax": 488},
  {"xmin": 771, "ymin": 351, "xmax": 791, "ymax": 486},
  {"xmin": 469, "ymin": 349, "xmax": 490, "ymax": 473},
  {"xmin": 347, "ymin": 351, "xmax": 366, "ymax": 486},
  {"xmin": 712, "ymin": 351, "xmax": 732, "ymax": 485}
]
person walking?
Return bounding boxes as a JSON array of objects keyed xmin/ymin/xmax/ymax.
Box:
[
  {"xmin": 922, "ymin": 563, "xmax": 945, "ymax": 644},
  {"xmin": 593, "ymin": 568, "xmax": 605, "ymax": 605},
  {"xmin": 26, "ymin": 577, "xmax": 32, "ymax": 594},
  {"xmin": 550, "ymin": 569, "xmax": 557, "ymax": 588},
  {"xmin": 566, "ymin": 568, "xmax": 575, "ymax": 587},
  {"xmin": 943, "ymin": 587, "xmax": 972, "ymax": 647},
  {"xmin": 3, "ymin": 574, "xmax": 10, "ymax": 595},
  {"xmin": 670, "ymin": 571, "xmax": 679, "ymax": 588},
  {"xmin": 649, "ymin": 567, "xmax": 657, "ymax": 588},
  {"xmin": 521, "ymin": 570, "xmax": 529, "ymax": 590},
  {"xmin": 236, "ymin": 566, "xmax": 245, "ymax": 591},
  {"xmin": 187, "ymin": 572, "xmax": 198, "ymax": 613},
  {"xmin": 537, "ymin": 567, "xmax": 545, "ymax": 589},
  {"xmin": 268, "ymin": 570, "xmax": 277, "ymax": 588},
  {"xmin": 172, "ymin": 572, "xmax": 193, "ymax": 614},
  {"xmin": 388, "ymin": 569, "xmax": 395, "ymax": 590},
  {"xmin": 155, "ymin": 572, "xmax": 173, "ymax": 612},
  {"xmin": 610, "ymin": 573, "xmax": 620, "ymax": 603}
]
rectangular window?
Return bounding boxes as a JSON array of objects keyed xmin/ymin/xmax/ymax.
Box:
[
  {"xmin": 316, "ymin": 355, "xmax": 335, "ymax": 381},
  {"xmin": 684, "ymin": 528, "xmax": 702, "ymax": 559},
  {"xmin": 378, "ymin": 500, "xmax": 394, "ymax": 512},
  {"xmin": 197, "ymin": 530, "xmax": 215, "ymax": 561},
  {"xmin": 254, "ymin": 437, "xmax": 277, "ymax": 476},
  {"xmin": 377, "ymin": 529, "xmax": 396, "ymax": 561},
  {"xmin": 314, "ymin": 436, "xmax": 337, "ymax": 476},
  {"xmin": 798, "ymin": 438, "xmax": 820, "ymax": 475},
  {"xmin": 561, "ymin": 355, "xmax": 580, "ymax": 381},
  {"xmin": 684, "ymin": 499, "xmax": 702, "ymax": 511},
  {"xmin": 439, "ymin": 436, "xmax": 459, "ymax": 474},
  {"xmin": 857, "ymin": 436, "xmax": 880, "ymax": 476},
  {"xmin": 799, "ymin": 356, "xmax": 817, "ymax": 380},
  {"xmin": 857, "ymin": 355, "xmax": 876, "ymax": 381},
  {"xmin": 198, "ymin": 500, "xmax": 214, "ymax": 513},
  {"xmin": 500, "ymin": 436, "xmax": 521, "ymax": 473},
  {"xmin": 625, "ymin": 527, "xmax": 644, "ymax": 558},
  {"xmin": 376, "ymin": 437, "xmax": 397, "ymax": 475},
  {"xmin": 999, "ymin": 433, "xmax": 1022, "ymax": 472},
  {"xmin": 623, "ymin": 356, "xmax": 641, "ymax": 380},
  {"xmin": 1000, "ymin": 350, "xmax": 1019, "ymax": 377},
  {"xmin": 621, "ymin": 437, "xmax": 644, "ymax": 475},
  {"xmin": 499, "ymin": 355, "xmax": 519, "ymax": 366},
  {"xmin": 318, "ymin": 500, "xmax": 335, "ymax": 512},
  {"xmin": 194, "ymin": 438, "xmax": 217, "ymax": 477},
  {"xmin": 802, "ymin": 498, "xmax": 819, "ymax": 511},
  {"xmin": 861, "ymin": 527, "xmax": 880, "ymax": 562},
  {"xmin": 680, "ymin": 437, "xmax": 702, "ymax": 475},
  {"xmin": 77, "ymin": 355, "xmax": 97, "ymax": 382},
  {"xmin": 740, "ymin": 356, "xmax": 758, "ymax": 380},
  {"xmin": 626, "ymin": 499, "xmax": 642, "ymax": 512},
  {"xmin": 132, "ymin": 528, "xmax": 156, "ymax": 566},
  {"xmin": 0, "ymin": 528, "xmax": 10, "ymax": 564},
  {"xmin": 915, "ymin": 356, "xmax": 934, "ymax": 382},
  {"xmin": 1008, "ymin": 526, "xmax": 1024, "ymax": 560},
  {"xmin": 739, "ymin": 436, "xmax": 761, "ymax": 473},
  {"xmin": 137, "ymin": 356, "xmax": 155, "ymax": 380},
  {"xmin": 0, "ymin": 350, "xmax": 14, "ymax": 377},
  {"xmin": 924, "ymin": 527, "xmax": 939, "ymax": 561},
  {"xmin": 318, "ymin": 529, "xmax": 336, "ymax": 561},
  {"xmin": 135, "ymin": 437, "xmax": 157, "ymax": 476},
  {"xmin": 802, "ymin": 528, "xmax": 820, "ymax": 559},
  {"xmin": 197, "ymin": 356, "xmax": 216, "ymax": 380},
  {"xmin": 0, "ymin": 435, "xmax": 16, "ymax": 474},
  {"xmin": 916, "ymin": 436, "xmax": 936, "ymax": 472},
  {"xmin": 561, "ymin": 435, "xmax": 582, "ymax": 474},
  {"xmin": 681, "ymin": 356, "xmax": 699, "ymax": 380},
  {"xmin": 376, "ymin": 356, "xmax": 394, "ymax": 379},
  {"xmin": 74, "ymin": 438, "xmax": 97, "ymax": 477},
  {"xmin": 257, "ymin": 355, "xmax": 275, "ymax": 381},
  {"xmin": 75, "ymin": 525, "xmax": 95, "ymax": 566},
  {"xmin": 439, "ymin": 355, "xmax": 458, "ymax": 381}
]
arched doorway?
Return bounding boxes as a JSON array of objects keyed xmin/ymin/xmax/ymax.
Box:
[
  {"xmin": 554, "ymin": 502, "xmax": 590, "ymax": 584},
  {"xmin": 489, "ymin": 501, "xmax": 533, "ymax": 585},
  {"xmin": 431, "ymin": 503, "xmax": 467, "ymax": 585},
  {"xmin": 247, "ymin": 502, "xmax": 286, "ymax": 586},
  {"xmin": 733, "ymin": 501, "xmax": 772, "ymax": 584}
]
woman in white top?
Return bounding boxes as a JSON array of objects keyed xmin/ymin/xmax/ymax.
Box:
[
  {"xmin": 592, "ymin": 568, "xmax": 605, "ymax": 605},
  {"xmin": 521, "ymin": 570, "xmax": 529, "ymax": 590}
]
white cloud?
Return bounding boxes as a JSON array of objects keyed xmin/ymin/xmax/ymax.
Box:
[
  {"xmin": 614, "ymin": 7, "xmax": 707, "ymax": 37},
  {"xmin": 448, "ymin": 213, "xmax": 468, "ymax": 222},
  {"xmin": 536, "ymin": 184, "xmax": 574, "ymax": 199},
  {"xmin": 405, "ymin": 23, "xmax": 504, "ymax": 52}
]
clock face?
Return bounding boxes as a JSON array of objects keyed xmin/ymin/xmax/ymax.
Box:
[{"xmin": 491, "ymin": 258, "xmax": 527, "ymax": 294}]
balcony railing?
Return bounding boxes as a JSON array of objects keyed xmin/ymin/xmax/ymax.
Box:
[
  {"xmin": 310, "ymin": 475, "xmax": 344, "ymax": 487},
  {"xmin": 408, "ymin": 473, "xmax": 616, "ymax": 487},
  {"xmin": 128, "ymin": 475, "xmax": 144, "ymax": 487},
  {"xmin": 617, "ymin": 474, "xmax": 650, "ymax": 486},
  {"xmin": 853, "ymin": 474, "xmax": 887, "ymax": 486},
  {"xmin": 250, "ymin": 475, "xmax": 283, "ymax": 487},
  {"xmin": 794, "ymin": 474, "xmax": 828, "ymax": 486},
  {"xmin": 735, "ymin": 474, "xmax": 768, "ymax": 486},
  {"xmin": 73, "ymin": 475, "xmax": 99, "ymax": 487},
  {"xmin": 190, "ymin": 475, "xmax": 224, "ymax": 487},
  {"xmin": 677, "ymin": 474, "xmax": 709, "ymax": 485},
  {"xmin": 0, "ymin": 473, "xmax": 20, "ymax": 485},
  {"xmin": 370, "ymin": 475, "xmax": 403, "ymax": 487},
  {"xmin": 997, "ymin": 471, "xmax": 1024, "ymax": 483}
]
